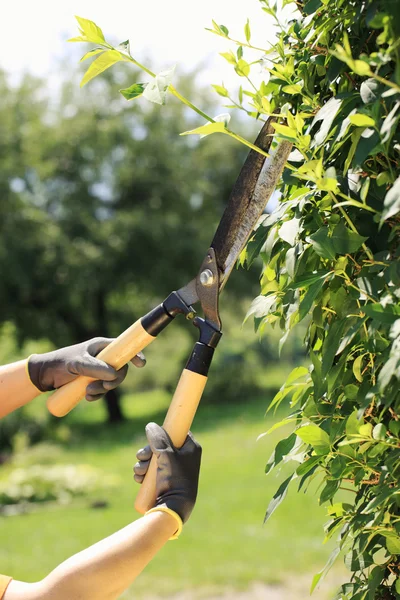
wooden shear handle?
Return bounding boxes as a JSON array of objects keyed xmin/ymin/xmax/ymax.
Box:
[
  {"xmin": 46, "ymin": 299, "xmax": 178, "ymax": 418},
  {"xmin": 134, "ymin": 367, "xmax": 208, "ymax": 514},
  {"xmin": 47, "ymin": 319, "xmax": 156, "ymax": 417},
  {"xmin": 135, "ymin": 331, "xmax": 219, "ymax": 514}
]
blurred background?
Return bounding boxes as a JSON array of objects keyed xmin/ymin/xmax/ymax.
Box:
[{"xmin": 0, "ymin": 2, "xmax": 344, "ymax": 598}]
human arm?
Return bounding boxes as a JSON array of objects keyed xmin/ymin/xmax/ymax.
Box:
[
  {"xmin": 0, "ymin": 360, "xmax": 40, "ymax": 419},
  {"xmin": 4, "ymin": 511, "xmax": 177, "ymax": 600},
  {"xmin": 3, "ymin": 423, "xmax": 201, "ymax": 600},
  {"xmin": 0, "ymin": 338, "xmax": 145, "ymax": 419}
]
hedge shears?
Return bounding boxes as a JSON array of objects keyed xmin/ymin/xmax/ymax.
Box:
[{"xmin": 47, "ymin": 118, "xmax": 292, "ymax": 514}]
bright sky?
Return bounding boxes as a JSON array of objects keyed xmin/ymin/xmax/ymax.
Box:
[{"xmin": 0, "ymin": 0, "xmax": 275, "ymax": 91}]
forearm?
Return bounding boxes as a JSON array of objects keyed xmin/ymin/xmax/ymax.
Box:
[
  {"xmin": 0, "ymin": 360, "xmax": 40, "ymax": 418},
  {"xmin": 5, "ymin": 512, "xmax": 178, "ymax": 600}
]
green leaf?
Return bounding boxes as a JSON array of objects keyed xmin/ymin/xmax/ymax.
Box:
[
  {"xmin": 74, "ymin": 16, "xmax": 106, "ymax": 44},
  {"xmin": 116, "ymin": 40, "xmax": 130, "ymax": 55},
  {"xmin": 344, "ymin": 385, "xmax": 359, "ymax": 400},
  {"xmin": 310, "ymin": 547, "xmax": 340, "ymax": 594},
  {"xmin": 181, "ymin": 115, "xmax": 229, "ymax": 139},
  {"xmin": 291, "ymin": 270, "xmax": 332, "ymax": 289},
  {"xmin": 212, "ymin": 84, "xmax": 229, "ymax": 97},
  {"xmin": 235, "ymin": 59, "xmax": 250, "ymax": 77},
  {"xmin": 364, "ymin": 487, "xmax": 399, "ymax": 513},
  {"xmin": 353, "ymin": 355, "xmax": 364, "ymax": 382},
  {"xmin": 381, "ymin": 175, "xmax": 400, "ymax": 223},
  {"xmin": 360, "ymin": 79, "xmax": 379, "ymax": 104},
  {"xmin": 311, "ymin": 97, "xmax": 342, "ymax": 146},
  {"xmin": 282, "ymin": 84, "xmax": 303, "ymax": 95},
  {"xmin": 286, "ymin": 366, "xmax": 309, "ymax": 384},
  {"xmin": 298, "ymin": 278, "xmax": 326, "ymax": 322},
  {"xmin": 380, "ymin": 101, "xmax": 400, "ymax": 144},
  {"xmin": 244, "ymin": 294, "xmax": 277, "ymax": 320},
  {"xmin": 244, "ymin": 19, "xmax": 251, "ymax": 43},
  {"xmin": 272, "ymin": 123, "xmax": 298, "ymax": 141},
  {"xmin": 331, "ymin": 223, "xmax": 367, "ymax": 254},
  {"xmin": 80, "ymin": 50, "xmax": 124, "ymax": 87},
  {"xmin": 373, "ymin": 423, "xmax": 387, "ymax": 440},
  {"xmin": 219, "ymin": 24, "xmax": 229, "ymax": 36},
  {"xmin": 265, "ymin": 433, "xmax": 297, "ymax": 475},
  {"xmin": 320, "ymin": 479, "xmax": 340, "ymax": 504},
  {"xmin": 304, "ymin": 0, "xmax": 322, "ymax": 15},
  {"xmin": 264, "ymin": 474, "xmax": 295, "ymax": 523},
  {"xmin": 119, "ymin": 83, "xmax": 146, "ymax": 101},
  {"xmin": 344, "ymin": 128, "xmax": 363, "ymax": 175},
  {"xmin": 322, "ymin": 318, "xmax": 352, "ymax": 376},
  {"xmin": 219, "ymin": 51, "xmax": 237, "ymax": 65},
  {"xmin": 368, "ymin": 565, "xmax": 385, "ymax": 599},
  {"xmin": 143, "ymin": 66, "xmax": 175, "ymax": 105},
  {"xmin": 68, "ymin": 36, "xmax": 88, "ymax": 43},
  {"xmin": 346, "ymin": 410, "xmax": 363, "ymax": 436},
  {"xmin": 80, "ymin": 48, "xmax": 104, "ymax": 62},
  {"xmin": 307, "ymin": 228, "xmax": 336, "ymax": 259},
  {"xmin": 352, "ymin": 60, "xmax": 372, "ymax": 76},
  {"xmin": 385, "ymin": 534, "xmax": 400, "ymax": 555},
  {"xmin": 296, "ymin": 424, "xmax": 330, "ymax": 455},
  {"xmin": 363, "ymin": 303, "xmax": 400, "ymax": 324},
  {"xmin": 296, "ymin": 455, "xmax": 323, "ymax": 477},
  {"xmin": 349, "ymin": 114, "xmax": 376, "ymax": 127},
  {"xmin": 279, "ymin": 218, "xmax": 302, "ymax": 246}
]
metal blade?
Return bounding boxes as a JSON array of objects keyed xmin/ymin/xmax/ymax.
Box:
[{"xmin": 210, "ymin": 118, "xmax": 292, "ymax": 289}]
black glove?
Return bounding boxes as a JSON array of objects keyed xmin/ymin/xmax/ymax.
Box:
[
  {"xmin": 134, "ymin": 422, "xmax": 202, "ymax": 523},
  {"xmin": 28, "ymin": 337, "xmax": 146, "ymax": 401}
]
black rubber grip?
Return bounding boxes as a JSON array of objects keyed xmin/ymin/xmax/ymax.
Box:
[
  {"xmin": 186, "ymin": 343, "xmax": 215, "ymax": 377},
  {"xmin": 141, "ymin": 304, "xmax": 173, "ymax": 336}
]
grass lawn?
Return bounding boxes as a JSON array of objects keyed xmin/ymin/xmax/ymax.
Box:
[{"xmin": 0, "ymin": 388, "xmax": 345, "ymax": 598}]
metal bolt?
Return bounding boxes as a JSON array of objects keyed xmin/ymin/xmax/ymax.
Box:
[
  {"xmin": 200, "ymin": 269, "xmax": 214, "ymax": 287},
  {"xmin": 186, "ymin": 311, "xmax": 196, "ymax": 320}
]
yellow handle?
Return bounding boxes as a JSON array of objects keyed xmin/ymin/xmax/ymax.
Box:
[
  {"xmin": 47, "ymin": 319, "xmax": 155, "ymax": 417},
  {"xmin": 135, "ymin": 368, "xmax": 208, "ymax": 514}
]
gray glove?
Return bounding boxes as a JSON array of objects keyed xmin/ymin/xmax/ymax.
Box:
[
  {"xmin": 28, "ymin": 337, "xmax": 146, "ymax": 401},
  {"xmin": 134, "ymin": 422, "xmax": 202, "ymax": 523}
]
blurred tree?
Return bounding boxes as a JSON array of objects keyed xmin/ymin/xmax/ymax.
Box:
[{"xmin": 0, "ymin": 67, "xmax": 246, "ymax": 422}]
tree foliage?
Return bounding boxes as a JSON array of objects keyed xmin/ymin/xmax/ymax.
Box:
[
  {"xmin": 0, "ymin": 68, "xmax": 244, "ymax": 421},
  {"xmin": 69, "ymin": 1, "xmax": 399, "ymax": 595}
]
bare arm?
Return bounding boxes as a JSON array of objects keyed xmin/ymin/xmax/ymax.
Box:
[
  {"xmin": 0, "ymin": 339, "xmax": 146, "ymax": 419},
  {"xmin": 0, "ymin": 360, "xmax": 40, "ymax": 418},
  {"xmin": 4, "ymin": 511, "xmax": 177, "ymax": 600}
]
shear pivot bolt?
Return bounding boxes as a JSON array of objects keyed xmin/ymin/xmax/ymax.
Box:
[{"xmin": 200, "ymin": 269, "xmax": 214, "ymax": 287}]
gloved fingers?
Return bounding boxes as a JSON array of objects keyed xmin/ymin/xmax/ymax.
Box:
[
  {"xmin": 145, "ymin": 422, "xmax": 174, "ymax": 454},
  {"xmin": 102, "ymin": 364, "xmax": 128, "ymax": 390},
  {"xmin": 131, "ymin": 352, "xmax": 146, "ymax": 369},
  {"xmin": 85, "ymin": 391, "xmax": 105, "ymax": 402},
  {"xmin": 183, "ymin": 431, "xmax": 202, "ymax": 453},
  {"xmin": 136, "ymin": 445, "xmax": 152, "ymax": 461},
  {"xmin": 133, "ymin": 460, "xmax": 150, "ymax": 477},
  {"xmin": 134, "ymin": 473, "xmax": 145, "ymax": 484},
  {"xmin": 85, "ymin": 379, "xmax": 108, "ymax": 397},
  {"xmin": 84, "ymin": 364, "xmax": 128, "ymax": 400},
  {"xmin": 86, "ymin": 337, "xmax": 114, "ymax": 357},
  {"xmin": 70, "ymin": 353, "xmax": 119, "ymax": 382}
]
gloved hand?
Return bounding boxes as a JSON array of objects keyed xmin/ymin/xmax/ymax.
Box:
[
  {"xmin": 134, "ymin": 422, "xmax": 202, "ymax": 523},
  {"xmin": 28, "ymin": 337, "xmax": 146, "ymax": 401}
]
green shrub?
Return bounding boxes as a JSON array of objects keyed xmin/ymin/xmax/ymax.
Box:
[
  {"xmin": 68, "ymin": 4, "xmax": 400, "ymax": 597},
  {"xmin": 0, "ymin": 463, "xmax": 116, "ymax": 507}
]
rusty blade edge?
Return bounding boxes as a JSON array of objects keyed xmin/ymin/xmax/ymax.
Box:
[
  {"xmin": 210, "ymin": 117, "xmax": 276, "ymax": 279},
  {"xmin": 219, "ymin": 139, "xmax": 293, "ymax": 290},
  {"xmin": 213, "ymin": 133, "xmax": 293, "ymax": 291}
]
